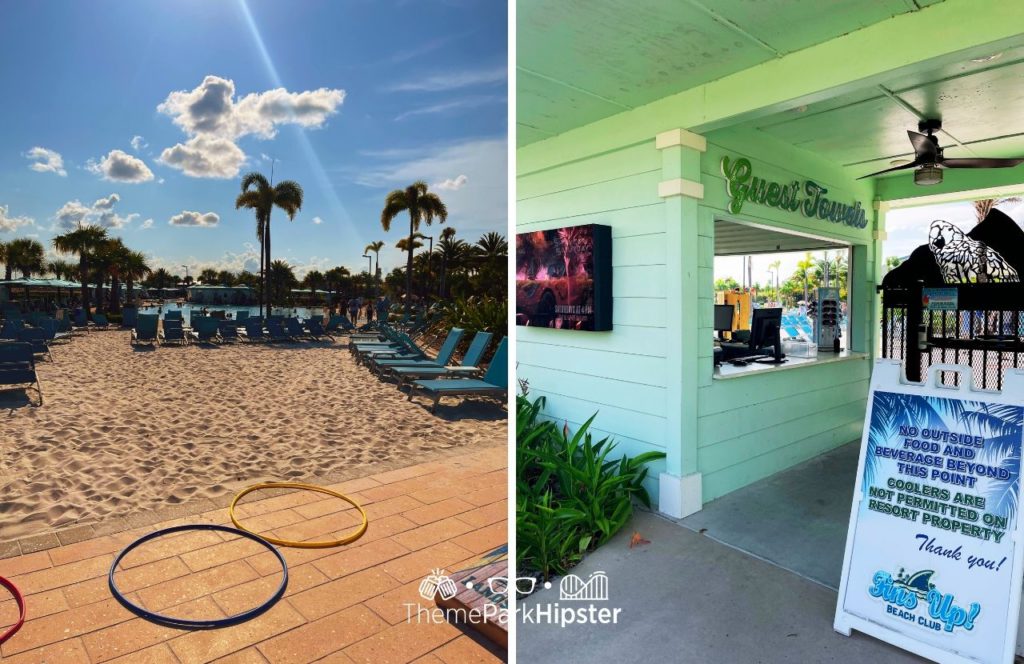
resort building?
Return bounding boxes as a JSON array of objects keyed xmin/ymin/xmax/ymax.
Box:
[
  {"xmin": 515, "ymin": 0, "xmax": 1024, "ymax": 520},
  {"xmin": 186, "ymin": 284, "xmax": 256, "ymax": 305}
]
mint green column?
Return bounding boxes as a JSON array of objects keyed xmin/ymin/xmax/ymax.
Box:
[{"xmin": 656, "ymin": 129, "xmax": 706, "ymax": 518}]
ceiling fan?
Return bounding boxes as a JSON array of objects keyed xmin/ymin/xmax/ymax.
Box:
[{"xmin": 858, "ymin": 119, "xmax": 1024, "ymax": 185}]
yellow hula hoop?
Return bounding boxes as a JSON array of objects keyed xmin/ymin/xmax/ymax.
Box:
[{"xmin": 229, "ymin": 482, "xmax": 368, "ymax": 549}]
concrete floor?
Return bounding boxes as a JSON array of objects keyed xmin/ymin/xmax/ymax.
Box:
[
  {"xmin": 519, "ymin": 509, "xmax": 925, "ymax": 664},
  {"xmin": 678, "ymin": 441, "xmax": 860, "ymax": 590}
]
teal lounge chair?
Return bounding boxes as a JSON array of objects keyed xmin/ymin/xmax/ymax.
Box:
[
  {"xmin": 219, "ymin": 320, "xmax": 240, "ymax": 343},
  {"xmin": 235, "ymin": 310, "xmax": 249, "ymax": 323},
  {"xmin": 131, "ymin": 314, "xmax": 159, "ymax": 346},
  {"xmin": 388, "ymin": 331, "xmax": 493, "ymax": 388},
  {"xmin": 190, "ymin": 316, "xmax": 220, "ymax": 343},
  {"xmin": 285, "ymin": 317, "xmax": 310, "ymax": 341},
  {"xmin": 267, "ymin": 318, "xmax": 292, "ymax": 342},
  {"xmin": 122, "ymin": 307, "xmax": 138, "ymax": 328},
  {"xmin": 0, "ymin": 320, "xmax": 20, "ymax": 340},
  {"xmin": 0, "ymin": 342, "xmax": 42, "ymax": 405},
  {"xmin": 92, "ymin": 313, "xmax": 111, "ymax": 329},
  {"xmin": 369, "ymin": 328, "xmax": 464, "ymax": 375},
  {"xmin": 161, "ymin": 319, "xmax": 187, "ymax": 345},
  {"xmin": 408, "ymin": 337, "xmax": 507, "ymax": 413},
  {"xmin": 164, "ymin": 310, "xmax": 183, "ymax": 321},
  {"xmin": 306, "ymin": 317, "xmax": 334, "ymax": 341},
  {"xmin": 243, "ymin": 319, "xmax": 266, "ymax": 343},
  {"xmin": 18, "ymin": 327, "xmax": 52, "ymax": 362}
]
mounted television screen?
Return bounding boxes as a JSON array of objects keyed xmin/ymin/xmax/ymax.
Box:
[{"xmin": 515, "ymin": 224, "xmax": 612, "ymax": 331}]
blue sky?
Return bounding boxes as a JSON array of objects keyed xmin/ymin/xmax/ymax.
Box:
[{"xmin": 0, "ymin": 0, "xmax": 507, "ymax": 279}]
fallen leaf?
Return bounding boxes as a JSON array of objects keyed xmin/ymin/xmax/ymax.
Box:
[{"xmin": 629, "ymin": 531, "xmax": 651, "ymax": 548}]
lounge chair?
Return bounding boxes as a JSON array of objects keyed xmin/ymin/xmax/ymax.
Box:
[
  {"xmin": 132, "ymin": 314, "xmax": 159, "ymax": 346},
  {"xmin": 352, "ymin": 331, "xmax": 421, "ymax": 363},
  {"xmin": 72, "ymin": 310, "xmax": 88, "ymax": 332},
  {"xmin": 284, "ymin": 317, "xmax": 311, "ymax": 341},
  {"xmin": 17, "ymin": 327, "xmax": 52, "ymax": 362},
  {"xmin": 369, "ymin": 328, "xmax": 464, "ymax": 375},
  {"xmin": 266, "ymin": 318, "xmax": 292, "ymax": 342},
  {"xmin": 122, "ymin": 307, "xmax": 138, "ymax": 328},
  {"xmin": 190, "ymin": 316, "xmax": 220, "ymax": 343},
  {"xmin": 306, "ymin": 317, "xmax": 334, "ymax": 341},
  {"xmin": 234, "ymin": 310, "xmax": 249, "ymax": 324},
  {"xmin": 242, "ymin": 319, "xmax": 266, "ymax": 343},
  {"xmin": 92, "ymin": 313, "xmax": 111, "ymax": 329},
  {"xmin": 0, "ymin": 320, "xmax": 20, "ymax": 340},
  {"xmin": 39, "ymin": 319, "xmax": 72, "ymax": 344},
  {"xmin": 0, "ymin": 342, "xmax": 42, "ymax": 405},
  {"xmin": 388, "ymin": 331, "xmax": 493, "ymax": 387},
  {"xmin": 161, "ymin": 319, "xmax": 187, "ymax": 345},
  {"xmin": 164, "ymin": 310, "xmax": 183, "ymax": 321},
  {"xmin": 218, "ymin": 320, "xmax": 240, "ymax": 343},
  {"xmin": 407, "ymin": 337, "xmax": 508, "ymax": 413}
]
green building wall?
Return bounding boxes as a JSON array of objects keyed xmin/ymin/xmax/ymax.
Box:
[{"xmin": 517, "ymin": 117, "xmax": 885, "ymax": 515}]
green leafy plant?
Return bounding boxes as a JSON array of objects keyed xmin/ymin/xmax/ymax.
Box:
[{"xmin": 516, "ymin": 394, "xmax": 666, "ymax": 581}]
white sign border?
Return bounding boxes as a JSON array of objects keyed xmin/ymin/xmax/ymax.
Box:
[{"xmin": 834, "ymin": 360, "xmax": 1024, "ymax": 664}]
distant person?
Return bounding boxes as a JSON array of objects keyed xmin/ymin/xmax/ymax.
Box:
[
  {"xmin": 348, "ymin": 297, "xmax": 360, "ymax": 323},
  {"xmin": 376, "ymin": 296, "xmax": 390, "ymax": 323},
  {"xmin": 365, "ymin": 300, "xmax": 374, "ymax": 322}
]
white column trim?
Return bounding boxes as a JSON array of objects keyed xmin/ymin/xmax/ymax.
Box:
[
  {"xmin": 655, "ymin": 128, "xmax": 707, "ymax": 152},
  {"xmin": 658, "ymin": 178, "xmax": 704, "ymax": 200},
  {"xmin": 659, "ymin": 472, "xmax": 703, "ymax": 519}
]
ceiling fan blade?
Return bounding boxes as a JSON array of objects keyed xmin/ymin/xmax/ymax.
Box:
[
  {"xmin": 940, "ymin": 157, "xmax": 1024, "ymax": 169},
  {"xmin": 856, "ymin": 160, "xmax": 920, "ymax": 180},
  {"xmin": 907, "ymin": 130, "xmax": 939, "ymax": 161}
]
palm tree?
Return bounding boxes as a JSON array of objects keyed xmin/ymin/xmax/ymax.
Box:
[
  {"xmin": 435, "ymin": 230, "xmax": 469, "ymax": 298},
  {"xmin": 380, "ymin": 181, "xmax": 447, "ymax": 314},
  {"xmin": 52, "ymin": 225, "xmax": 108, "ymax": 317},
  {"xmin": 476, "ymin": 232, "xmax": 508, "ymax": 263},
  {"xmin": 0, "ymin": 242, "xmax": 9, "ymax": 281},
  {"xmin": 121, "ymin": 250, "xmax": 151, "ymax": 307},
  {"xmin": 795, "ymin": 252, "xmax": 815, "ymax": 303},
  {"xmin": 7, "ymin": 238, "xmax": 45, "ymax": 278},
  {"xmin": 267, "ymin": 259, "xmax": 297, "ymax": 304},
  {"xmin": 235, "ymin": 172, "xmax": 304, "ymax": 317},
  {"xmin": 47, "ymin": 259, "xmax": 77, "ymax": 280},
  {"xmin": 324, "ymin": 266, "xmax": 350, "ymax": 313},
  {"xmin": 364, "ymin": 240, "xmax": 385, "ymax": 292},
  {"xmin": 198, "ymin": 268, "xmax": 219, "ymax": 285},
  {"xmin": 395, "ymin": 234, "xmax": 425, "ymax": 254}
]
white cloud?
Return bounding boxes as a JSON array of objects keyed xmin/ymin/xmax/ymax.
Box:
[
  {"xmin": 159, "ymin": 135, "xmax": 246, "ymax": 179},
  {"xmin": 169, "ymin": 210, "xmax": 219, "ymax": 227},
  {"xmin": 353, "ymin": 137, "xmax": 507, "ymax": 235},
  {"xmin": 131, "ymin": 135, "xmax": 147, "ymax": 151},
  {"xmin": 86, "ymin": 149, "xmax": 154, "ymax": 183},
  {"xmin": 394, "ymin": 95, "xmax": 503, "ymax": 121},
  {"xmin": 389, "ymin": 66, "xmax": 505, "ymax": 92},
  {"xmin": 25, "ymin": 147, "xmax": 66, "ymax": 177},
  {"xmin": 93, "ymin": 193, "xmax": 120, "ymax": 210},
  {"xmin": 0, "ymin": 205, "xmax": 35, "ymax": 232},
  {"xmin": 156, "ymin": 75, "xmax": 344, "ymax": 179},
  {"xmin": 312, "ymin": 216, "xmax": 323, "ymax": 225},
  {"xmin": 140, "ymin": 218, "xmax": 154, "ymax": 230},
  {"xmin": 53, "ymin": 194, "xmax": 139, "ymax": 230},
  {"xmin": 434, "ymin": 174, "xmax": 468, "ymax": 191}
]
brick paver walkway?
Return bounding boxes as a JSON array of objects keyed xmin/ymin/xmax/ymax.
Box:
[{"xmin": 0, "ymin": 445, "xmax": 507, "ymax": 663}]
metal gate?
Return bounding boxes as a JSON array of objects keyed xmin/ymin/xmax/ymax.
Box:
[{"xmin": 880, "ymin": 283, "xmax": 1024, "ymax": 390}]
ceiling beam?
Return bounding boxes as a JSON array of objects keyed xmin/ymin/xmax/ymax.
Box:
[{"xmin": 519, "ymin": 0, "xmax": 1024, "ymax": 175}]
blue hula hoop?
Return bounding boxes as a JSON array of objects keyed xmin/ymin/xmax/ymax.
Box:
[{"xmin": 109, "ymin": 524, "xmax": 288, "ymax": 629}]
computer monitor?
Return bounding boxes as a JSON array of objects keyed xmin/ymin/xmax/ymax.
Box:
[
  {"xmin": 749, "ymin": 307, "xmax": 785, "ymax": 364},
  {"xmin": 713, "ymin": 304, "xmax": 734, "ymax": 340}
]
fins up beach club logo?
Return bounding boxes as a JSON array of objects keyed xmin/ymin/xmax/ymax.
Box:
[
  {"xmin": 720, "ymin": 155, "xmax": 868, "ymax": 229},
  {"xmin": 867, "ymin": 567, "xmax": 981, "ymax": 634}
]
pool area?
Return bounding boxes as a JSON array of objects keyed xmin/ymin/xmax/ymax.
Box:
[{"xmin": 138, "ymin": 303, "xmax": 330, "ymax": 325}]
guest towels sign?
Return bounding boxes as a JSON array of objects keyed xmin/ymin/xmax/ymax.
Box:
[{"xmin": 834, "ymin": 361, "xmax": 1024, "ymax": 664}]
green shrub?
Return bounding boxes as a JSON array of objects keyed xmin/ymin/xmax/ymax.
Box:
[{"xmin": 516, "ymin": 394, "xmax": 666, "ymax": 581}]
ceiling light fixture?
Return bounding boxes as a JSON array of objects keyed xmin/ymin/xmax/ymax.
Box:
[
  {"xmin": 914, "ymin": 165, "xmax": 943, "ymax": 186},
  {"xmin": 971, "ymin": 52, "xmax": 1002, "ymax": 63}
]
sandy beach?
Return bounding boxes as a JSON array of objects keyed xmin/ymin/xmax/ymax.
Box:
[{"xmin": 0, "ymin": 329, "xmax": 506, "ymax": 541}]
